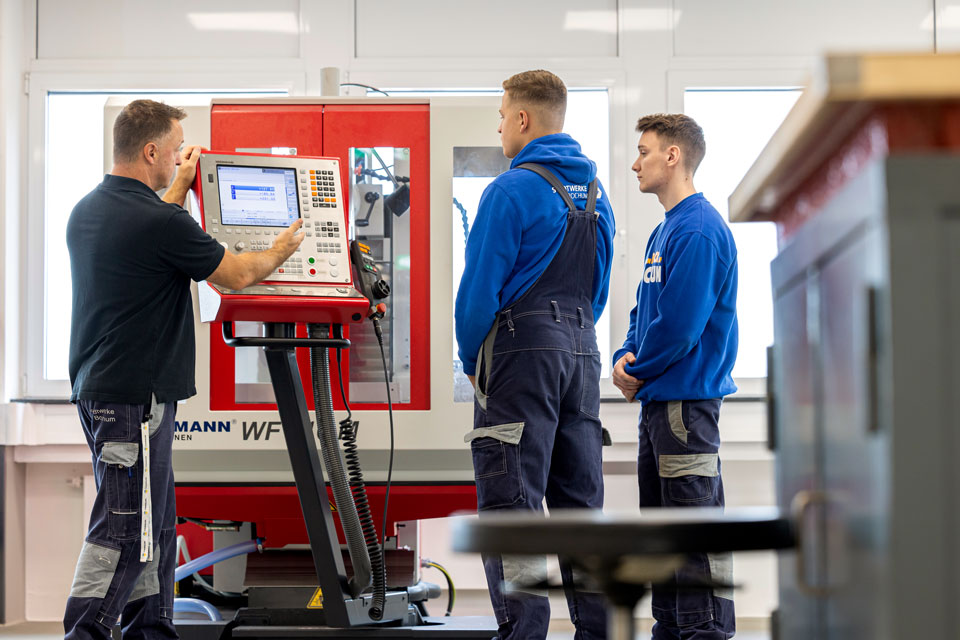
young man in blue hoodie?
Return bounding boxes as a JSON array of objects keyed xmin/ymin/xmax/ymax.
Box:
[
  {"xmin": 613, "ymin": 113, "xmax": 738, "ymax": 639},
  {"xmin": 455, "ymin": 70, "xmax": 615, "ymax": 640}
]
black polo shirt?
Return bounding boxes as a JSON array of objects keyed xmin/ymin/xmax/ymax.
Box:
[{"xmin": 67, "ymin": 174, "xmax": 225, "ymax": 404}]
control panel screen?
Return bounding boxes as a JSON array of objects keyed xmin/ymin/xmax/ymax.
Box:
[{"xmin": 217, "ymin": 165, "xmax": 300, "ymax": 227}]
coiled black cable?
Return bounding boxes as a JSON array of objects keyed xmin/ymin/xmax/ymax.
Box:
[
  {"xmin": 306, "ymin": 324, "xmax": 372, "ymax": 601},
  {"xmin": 335, "ymin": 350, "xmax": 387, "ymax": 620}
]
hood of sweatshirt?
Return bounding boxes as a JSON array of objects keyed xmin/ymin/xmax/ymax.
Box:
[{"xmin": 509, "ymin": 133, "xmax": 597, "ymax": 185}]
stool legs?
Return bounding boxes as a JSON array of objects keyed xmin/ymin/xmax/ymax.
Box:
[{"xmin": 608, "ymin": 603, "xmax": 637, "ymax": 640}]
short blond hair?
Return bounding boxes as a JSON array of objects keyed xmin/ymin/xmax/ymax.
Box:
[{"xmin": 502, "ymin": 70, "xmax": 567, "ymax": 128}]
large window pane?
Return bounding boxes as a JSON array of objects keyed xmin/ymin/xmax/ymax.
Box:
[
  {"xmin": 683, "ymin": 88, "xmax": 801, "ymax": 379},
  {"xmin": 44, "ymin": 91, "xmax": 286, "ymax": 381},
  {"xmin": 388, "ymin": 88, "xmax": 612, "ymax": 399}
]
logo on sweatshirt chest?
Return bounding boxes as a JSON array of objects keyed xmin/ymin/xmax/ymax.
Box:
[{"xmin": 643, "ymin": 252, "xmax": 663, "ymax": 283}]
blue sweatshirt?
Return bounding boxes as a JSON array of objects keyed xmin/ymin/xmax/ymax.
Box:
[
  {"xmin": 613, "ymin": 193, "xmax": 738, "ymax": 402},
  {"xmin": 455, "ymin": 133, "xmax": 616, "ymax": 376}
]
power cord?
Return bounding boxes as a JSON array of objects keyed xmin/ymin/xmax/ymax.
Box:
[
  {"xmin": 335, "ymin": 348, "xmax": 352, "ymax": 422},
  {"xmin": 421, "ymin": 558, "xmax": 456, "ymax": 616},
  {"xmin": 371, "ymin": 317, "xmax": 395, "ymax": 565},
  {"xmin": 339, "ymin": 82, "xmax": 389, "ymax": 96}
]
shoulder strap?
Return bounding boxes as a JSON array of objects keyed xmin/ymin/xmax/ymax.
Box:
[
  {"xmin": 585, "ymin": 179, "xmax": 599, "ymax": 218},
  {"xmin": 516, "ymin": 163, "xmax": 577, "ymax": 214}
]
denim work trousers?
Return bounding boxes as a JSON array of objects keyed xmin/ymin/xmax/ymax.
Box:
[
  {"xmin": 64, "ymin": 399, "xmax": 178, "ymax": 640},
  {"xmin": 468, "ymin": 170, "xmax": 608, "ymax": 640},
  {"xmin": 638, "ymin": 399, "xmax": 735, "ymax": 640}
]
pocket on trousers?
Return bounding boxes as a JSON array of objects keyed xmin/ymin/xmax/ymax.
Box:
[
  {"xmin": 146, "ymin": 396, "xmax": 165, "ymax": 437},
  {"xmin": 101, "ymin": 441, "xmax": 141, "ymax": 541},
  {"xmin": 471, "ymin": 437, "xmax": 507, "ymax": 478},
  {"xmin": 468, "ymin": 427, "xmax": 526, "ymax": 511},
  {"xmin": 579, "ymin": 354, "xmax": 601, "ymax": 418},
  {"xmin": 69, "ymin": 541, "xmax": 121, "ymax": 599},
  {"xmin": 664, "ymin": 475, "xmax": 719, "ymax": 504}
]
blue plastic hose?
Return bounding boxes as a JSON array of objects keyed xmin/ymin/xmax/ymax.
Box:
[
  {"xmin": 174, "ymin": 538, "xmax": 260, "ymax": 583},
  {"xmin": 173, "ymin": 597, "xmax": 222, "ymax": 621}
]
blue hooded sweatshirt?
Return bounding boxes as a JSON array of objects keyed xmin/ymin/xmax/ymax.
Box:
[
  {"xmin": 455, "ymin": 133, "xmax": 616, "ymax": 376},
  {"xmin": 612, "ymin": 193, "xmax": 738, "ymax": 402}
]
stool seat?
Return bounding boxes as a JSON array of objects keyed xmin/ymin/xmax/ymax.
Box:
[
  {"xmin": 452, "ymin": 506, "xmax": 794, "ymax": 558},
  {"xmin": 451, "ymin": 507, "xmax": 795, "ymax": 640}
]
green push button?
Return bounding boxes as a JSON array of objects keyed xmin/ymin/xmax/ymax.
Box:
[{"xmin": 308, "ymin": 257, "xmax": 315, "ymax": 264}]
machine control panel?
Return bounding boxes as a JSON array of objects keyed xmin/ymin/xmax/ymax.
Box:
[{"xmin": 194, "ymin": 152, "xmax": 353, "ymax": 293}]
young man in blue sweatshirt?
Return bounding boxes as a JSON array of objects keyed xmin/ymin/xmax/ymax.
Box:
[
  {"xmin": 455, "ymin": 70, "xmax": 615, "ymax": 640},
  {"xmin": 613, "ymin": 114, "xmax": 738, "ymax": 640}
]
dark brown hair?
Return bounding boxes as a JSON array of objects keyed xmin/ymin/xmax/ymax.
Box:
[
  {"xmin": 113, "ymin": 99, "xmax": 186, "ymax": 163},
  {"xmin": 502, "ymin": 70, "xmax": 567, "ymax": 127},
  {"xmin": 635, "ymin": 113, "xmax": 706, "ymax": 174}
]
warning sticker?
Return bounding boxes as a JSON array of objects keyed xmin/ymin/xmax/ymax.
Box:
[{"xmin": 307, "ymin": 587, "xmax": 324, "ymax": 609}]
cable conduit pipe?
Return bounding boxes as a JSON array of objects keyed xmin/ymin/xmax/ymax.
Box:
[
  {"xmin": 173, "ymin": 597, "xmax": 222, "ymax": 621},
  {"xmin": 307, "ymin": 323, "xmax": 373, "ymax": 600},
  {"xmin": 174, "ymin": 538, "xmax": 260, "ymax": 583}
]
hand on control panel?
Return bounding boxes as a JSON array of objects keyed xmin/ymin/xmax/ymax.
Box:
[
  {"xmin": 162, "ymin": 145, "xmax": 205, "ymax": 207},
  {"xmin": 272, "ymin": 219, "xmax": 306, "ymax": 261}
]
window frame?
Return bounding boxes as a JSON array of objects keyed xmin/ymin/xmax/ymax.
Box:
[
  {"xmin": 667, "ymin": 66, "xmax": 808, "ymax": 397},
  {"xmin": 23, "ymin": 71, "xmax": 305, "ymax": 399},
  {"xmin": 341, "ymin": 68, "xmax": 630, "ymax": 398}
]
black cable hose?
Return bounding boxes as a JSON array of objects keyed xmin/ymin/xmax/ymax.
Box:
[
  {"xmin": 335, "ymin": 348, "xmax": 386, "ymax": 615},
  {"xmin": 339, "ymin": 416, "xmax": 387, "ymax": 620},
  {"xmin": 306, "ymin": 325, "xmax": 373, "ymax": 603},
  {"xmin": 372, "ymin": 319, "xmax": 395, "ymax": 568}
]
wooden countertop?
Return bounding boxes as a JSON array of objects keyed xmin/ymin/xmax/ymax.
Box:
[{"xmin": 729, "ymin": 53, "xmax": 960, "ymax": 224}]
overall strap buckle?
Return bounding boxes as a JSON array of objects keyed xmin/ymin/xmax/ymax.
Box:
[
  {"xmin": 504, "ymin": 308, "xmax": 516, "ymax": 335},
  {"xmin": 585, "ymin": 178, "xmax": 600, "ymax": 218},
  {"xmin": 577, "ymin": 306, "xmax": 585, "ymax": 328}
]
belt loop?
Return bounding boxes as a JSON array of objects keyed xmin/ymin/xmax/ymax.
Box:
[
  {"xmin": 551, "ymin": 301, "xmax": 561, "ymax": 323},
  {"xmin": 577, "ymin": 306, "xmax": 585, "ymax": 328},
  {"xmin": 505, "ymin": 309, "xmax": 515, "ymax": 335}
]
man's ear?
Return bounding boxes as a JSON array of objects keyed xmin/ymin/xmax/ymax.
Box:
[
  {"xmin": 518, "ymin": 109, "xmax": 529, "ymax": 133},
  {"xmin": 666, "ymin": 145, "xmax": 682, "ymax": 168},
  {"xmin": 144, "ymin": 142, "xmax": 158, "ymax": 165}
]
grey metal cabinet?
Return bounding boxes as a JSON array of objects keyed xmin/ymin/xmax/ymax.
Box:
[
  {"xmin": 770, "ymin": 156, "xmax": 960, "ymax": 640},
  {"xmin": 729, "ymin": 53, "xmax": 960, "ymax": 640}
]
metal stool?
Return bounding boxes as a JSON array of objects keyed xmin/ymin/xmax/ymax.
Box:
[{"xmin": 452, "ymin": 507, "xmax": 794, "ymax": 640}]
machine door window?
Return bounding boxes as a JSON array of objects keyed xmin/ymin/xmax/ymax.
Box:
[{"xmin": 347, "ymin": 146, "xmax": 412, "ymax": 405}]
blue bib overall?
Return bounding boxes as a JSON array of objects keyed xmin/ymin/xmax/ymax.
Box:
[{"xmin": 466, "ymin": 164, "xmax": 607, "ymax": 640}]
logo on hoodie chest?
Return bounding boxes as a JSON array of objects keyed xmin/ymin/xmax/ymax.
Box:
[{"xmin": 643, "ymin": 252, "xmax": 663, "ymax": 283}]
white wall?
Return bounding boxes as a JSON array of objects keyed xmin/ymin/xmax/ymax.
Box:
[
  {"xmin": 1, "ymin": 0, "xmax": 942, "ymax": 628},
  {"xmin": 0, "ymin": 0, "xmax": 28, "ymax": 624}
]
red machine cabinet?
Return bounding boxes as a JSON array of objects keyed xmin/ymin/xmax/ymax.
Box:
[{"xmin": 207, "ymin": 101, "xmax": 430, "ymax": 412}]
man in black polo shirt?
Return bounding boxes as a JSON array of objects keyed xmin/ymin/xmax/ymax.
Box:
[{"xmin": 63, "ymin": 100, "xmax": 304, "ymax": 640}]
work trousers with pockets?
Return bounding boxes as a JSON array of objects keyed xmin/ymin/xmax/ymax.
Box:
[
  {"xmin": 469, "ymin": 323, "xmax": 608, "ymax": 640},
  {"xmin": 638, "ymin": 399, "xmax": 735, "ymax": 640},
  {"xmin": 64, "ymin": 399, "xmax": 178, "ymax": 640}
]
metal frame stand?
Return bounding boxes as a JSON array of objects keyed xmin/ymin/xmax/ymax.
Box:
[{"xmin": 210, "ymin": 322, "xmax": 496, "ymax": 639}]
